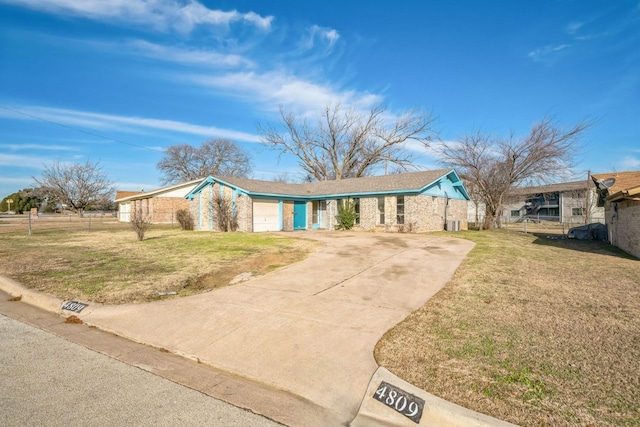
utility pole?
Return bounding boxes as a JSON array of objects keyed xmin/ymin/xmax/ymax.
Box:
[{"xmin": 586, "ymin": 170, "xmax": 592, "ymax": 225}]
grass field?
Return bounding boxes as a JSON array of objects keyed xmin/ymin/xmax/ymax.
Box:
[
  {"xmin": 0, "ymin": 222, "xmax": 318, "ymax": 304},
  {"xmin": 375, "ymin": 230, "xmax": 639, "ymax": 426}
]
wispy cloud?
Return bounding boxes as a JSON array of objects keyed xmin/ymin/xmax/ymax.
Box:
[
  {"xmin": 127, "ymin": 39, "xmax": 254, "ymax": 68},
  {"xmin": 306, "ymin": 25, "xmax": 340, "ymax": 50},
  {"xmin": 0, "ymin": 0, "xmax": 273, "ymax": 33},
  {"xmin": 0, "ymin": 153, "xmax": 54, "ymax": 167},
  {"xmin": 184, "ymin": 70, "xmax": 382, "ymax": 115},
  {"xmin": 566, "ymin": 21, "xmax": 587, "ymax": 35},
  {"xmin": 0, "ymin": 143, "xmax": 77, "ymax": 151},
  {"xmin": 620, "ymin": 155, "xmax": 640, "ymax": 169},
  {"xmin": 527, "ymin": 44, "xmax": 571, "ymax": 62},
  {"xmin": 1, "ymin": 105, "xmax": 261, "ymax": 143}
]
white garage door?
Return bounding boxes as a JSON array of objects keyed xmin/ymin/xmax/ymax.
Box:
[{"xmin": 253, "ymin": 200, "xmax": 280, "ymax": 232}]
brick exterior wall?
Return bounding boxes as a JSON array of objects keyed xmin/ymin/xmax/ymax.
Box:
[
  {"xmin": 124, "ymin": 196, "xmax": 189, "ymax": 224},
  {"xmin": 331, "ymin": 195, "xmax": 468, "ymax": 232},
  {"xmin": 283, "ymin": 201, "xmax": 294, "ymax": 231},
  {"xmin": 606, "ymin": 199, "xmax": 640, "ymax": 259},
  {"xmin": 236, "ymin": 193, "xmax": 252, "ymax": 232},
  {"xmin": 188, "ymin": 183, "xmax": 253, "ymax": 232}
]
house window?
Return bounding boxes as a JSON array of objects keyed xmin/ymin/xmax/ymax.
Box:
[
  {"xmin": 378, "ymin": 197, "xmax": 385, "ymax": 224},
  {"xmin": 396, "ymin": 196, "xmax": 405, "ymax": 225},
  {"xmin": 312, "ymin": 200, "xmax": 326, "ymax": 224},
  {"xmin": 354, "ymin": 198, "xmax": 360, "ymax": 225},
  {"xmin": 572, "ymin": 207, "xmax": 584, "ymax": 216},
  {"xmin": 511, "ymin": 210, "xmax": 520, "ymax": 217}
]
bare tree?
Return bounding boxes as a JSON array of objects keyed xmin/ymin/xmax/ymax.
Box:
[
  {"xmin": 257, "ymin": 103, "xmax": 437, "ymax": 181},
  {"xmin": 210, "ymin": 193, "xmax": 237, "ymax": 232},
  {"xmin": 33, "ymin": 160, "xmax": 114, "ymax": 216},
  {"xmin": 130, "ymin": 207, "xmax": 152, "ymax": 241},
  {"xmin": 438, "ymin": 117, "xmax": 592, "ymax": 229},
  {"xmin": 157, "ymin": 138, "xmax": 252, "ymax": 185}
]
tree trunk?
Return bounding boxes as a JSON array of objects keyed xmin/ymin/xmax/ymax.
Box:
[{"xmin": 483, "ymin": 203, "xmax": 500, "ymax": 230}]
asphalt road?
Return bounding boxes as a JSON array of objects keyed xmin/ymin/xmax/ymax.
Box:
[{"xmin": 0, "ymin": 314, "xmax": 282, "ymax": 427}]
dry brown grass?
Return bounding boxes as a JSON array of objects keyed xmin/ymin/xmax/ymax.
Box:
[
  {"xmin": 375, "ymin": 229, "xmax": 639, "ymax": 427},
  {"xmin": 0, "ymin": 223, "xmax": 319, "ymax": 304}
]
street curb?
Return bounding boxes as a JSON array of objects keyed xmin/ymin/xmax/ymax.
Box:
[
  {"xmin": 350, "ymin": 367, "xmax": 519, "ymax": 427},
  {"xmin": 0, "ymin": 275, "xmax": 63, "ymax": 314}
]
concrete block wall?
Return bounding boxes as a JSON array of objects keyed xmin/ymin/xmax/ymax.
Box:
[{"xmin": 609, "ymin": 200, "xmax": 640, "ymax": 259}]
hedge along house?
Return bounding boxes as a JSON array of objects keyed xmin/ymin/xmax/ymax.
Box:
[
  {"xmin": 592, "ymin": 170, "xmax": 640, "ymax": 259},
  {"xmin": 115, "ymin": 178, "xmax": 203, "ymax": 224},
  {"xmin": 184, "ymin": 169, "xmax": 470, "ymax": 233}
]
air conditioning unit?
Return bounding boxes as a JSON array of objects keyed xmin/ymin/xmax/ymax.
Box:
[{"xmin": 446, "ymin": 220, "xmax": 461, "ymax": 231}]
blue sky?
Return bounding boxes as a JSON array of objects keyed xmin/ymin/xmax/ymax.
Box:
[{"xmin": 1, "ymin": 0, "xmax": 638, "ymax": 199}]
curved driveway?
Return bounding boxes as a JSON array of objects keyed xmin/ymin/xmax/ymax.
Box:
[{"xmin": 78, "ymin": 232, "xmax": 474, "ymax": 426}]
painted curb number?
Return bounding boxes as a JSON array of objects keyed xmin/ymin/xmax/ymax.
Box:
[
  {"xmin": 373, "ymin": 381, "xmax": 425, "ymax": 424},
  {"xmin": 62, "ymin": 301, "xmax": 88, "ymax": 313}
]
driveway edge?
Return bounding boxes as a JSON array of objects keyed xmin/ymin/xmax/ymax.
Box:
[{"xmin": 351, "ymin": 367, "xmax": 519, "ymax": 427}]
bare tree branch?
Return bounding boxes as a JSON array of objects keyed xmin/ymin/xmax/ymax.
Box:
[
  {"xmin": 258, "ymin": 103, "xmax": 437, "ymax": 180},
  {"xmin": 157, "ymin": 138, "xmax": 252, "ymax": 184},
  {"xmin": 438, "ymin": 117, "xmax": 593, "ymax": 229},
  {"xmin": 33, "ymin": 160, "xmax": 114, "ymax": 215}
]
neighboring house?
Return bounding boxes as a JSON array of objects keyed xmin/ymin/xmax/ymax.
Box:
[
  {"xmin": 592, "ymin": 171, "xmax": 640, "ymax": 259},
  {"xmin": 499, "ymin": 179, "xmax": 604, "ymax": 225},
  {"xmin": 185, "ymin": 169, "xmax": 470, "ymax": 233},
  {"xmin": 115, "ymin": 179, "xmax": 203, "ymax": 224}
]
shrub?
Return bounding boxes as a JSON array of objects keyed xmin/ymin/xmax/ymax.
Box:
[
  {"xmin": 131, "ymin": 208, "xmax": 152, "ymax": 241},
  {"xmin": 176, "ymin": 209, "xmax": 194, "ymax": 231},
  {"xmin": 336, "ymin": 199, "xmax": 359, "ymax": 230},
  {"xmin": 211, "ymin": 194, "xmax": 238, "ymax": 232}
]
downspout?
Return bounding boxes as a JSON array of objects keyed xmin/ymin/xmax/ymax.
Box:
[{"xmin": 443, "ymin": 191, "xmax": 449, "ymax": 230}]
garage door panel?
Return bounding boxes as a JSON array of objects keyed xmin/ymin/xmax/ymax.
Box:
[{"xmin": 253, "ymin": 200, "xmax": 280, "ymax": 232}]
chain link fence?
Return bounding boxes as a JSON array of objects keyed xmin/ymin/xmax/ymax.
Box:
[{"xmin": 0, "ymin": 211, "xmax": 126, "ymax": 235}]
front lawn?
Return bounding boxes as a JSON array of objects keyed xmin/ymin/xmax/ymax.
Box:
[
  {"xmin": 375, "ymin": 230, "xmax": 639, "ymax": 426},
  {"xmin": 0, "ymin": 226, "xmax": 318, "ymax": 304}
]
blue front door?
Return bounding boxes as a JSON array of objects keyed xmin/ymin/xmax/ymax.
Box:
[{"xmin": 293, "ymin": 201, "xmax": 307, "ymax": 230}]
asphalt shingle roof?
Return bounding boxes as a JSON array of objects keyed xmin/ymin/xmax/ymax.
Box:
[
  {"xmin": 507, "ymin": 180, "xmax": 590, "ymax": 196},
  {"xmin": 592, "ymin": 171, "xmax": 640, "ymax": 195},
  {"xmin": 217, "ymin": 169, "xmax": 454, "ymax": 197}
]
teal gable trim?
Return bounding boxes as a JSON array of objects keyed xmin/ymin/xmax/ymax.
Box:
[
  {"xmin": 420, "ymin": 175, "xmax": 469, "ymax": 200},
  {"xmin": 417, "ymin": 170, "xmax": 470, "ymax": 201},
  {"xmin": 186, "ymin": 176, "xmax": 216, "ymax": 200},
  {"xmin": 198, "ymin": 193, "xmax": 203, "ymax": 230},
  {"xmin": 279, "ymin": 200, "xmax": 284, "ymax": 231},
  {"xmin": 209, "ymin": 184, "xmax": 214, "ymax": 230}
]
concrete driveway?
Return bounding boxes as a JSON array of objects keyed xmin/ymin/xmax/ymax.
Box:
[{"xmin": 75, "ymin": 231, "xmax": 474, "ymax": 426}]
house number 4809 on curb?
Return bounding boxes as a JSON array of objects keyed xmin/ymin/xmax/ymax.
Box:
[{"xmin": 373, "ymin": 381, "xmax": 425, "ymax": 424}]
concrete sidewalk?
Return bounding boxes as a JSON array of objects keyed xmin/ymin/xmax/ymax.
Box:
[{"xmin": 2, "ymin": 232, "xmax": 475, "ymax": 426}]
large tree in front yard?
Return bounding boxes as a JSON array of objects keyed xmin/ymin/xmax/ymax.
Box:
[
  {"xmin": 257, "ymin": 103, "xmax": 437, "ymax": 181},
  {"xmin": 34, "ymin": 160, "xmax": 115, "ymax": 216},
  {"xmin": 439, "ymin": 117, "xmax": 592, "ymax": 229}
]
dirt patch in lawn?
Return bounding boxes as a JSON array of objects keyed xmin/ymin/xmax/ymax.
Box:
[{"xmin": 375, "ymin": 230, "xmax": 640, "ymax": 427}]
